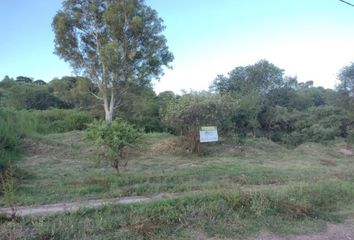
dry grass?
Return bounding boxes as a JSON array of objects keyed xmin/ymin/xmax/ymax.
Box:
[
  {"xmin": 1, "ymin": 132, "xmax": 354, "ymax": 239},
  {"xmin": 1, "ymin": 132, "xmax": 354, "ymax": 207}
]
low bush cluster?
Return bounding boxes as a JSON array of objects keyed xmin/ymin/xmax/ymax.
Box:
[{"xmin": 87, "ymin": 119, "xmax": 142, "ymax": 172}]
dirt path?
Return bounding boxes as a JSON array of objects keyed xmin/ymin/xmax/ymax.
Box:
[{"xmin": 0, "ymin": 192, "xmax": 179, "ymax": 217}]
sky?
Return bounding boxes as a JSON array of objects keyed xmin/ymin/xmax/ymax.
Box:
[{"xmin": 1, "ymin": 0, "xmax": 354, "ymax": 93}]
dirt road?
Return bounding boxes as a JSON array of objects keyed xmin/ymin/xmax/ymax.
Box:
[{"xmin": 0, "ymin": 192, "xmax": 178, "ymax": 217}]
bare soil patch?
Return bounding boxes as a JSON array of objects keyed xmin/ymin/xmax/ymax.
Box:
[
  {"xmin": 257, "ymin": 219, "xmax": 354, "ymax": 240},
  {"xmin": 338, "ymin": 148, "xmax": 354, "ymax": 156}
]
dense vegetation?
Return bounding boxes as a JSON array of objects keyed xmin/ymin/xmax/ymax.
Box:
[{"xmin": 1, "ymin": 59, "xmax": 354, "ymax": 172}]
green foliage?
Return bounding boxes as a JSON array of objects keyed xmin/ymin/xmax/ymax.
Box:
[
  {"xmin": 0, "ymin": 79, "xmax": 71, "ymax": 110},
  {"xmin": 48, "ymin": 76, "xmax": 99, "ymax": 109},
  {"xmin": 34, "ymin": 109, "xmax": 94, "ymax": 133},
  {"xmin": 211, "ymin": 59, "xmax": 287, "ymax": 95},
  {"xmin": 265, "ymin": 87, "xmax": 297, "ymax": 109},
  {"xmin": 288, "ymin": 87, "xmax": 332, "ymax": 111},
  {"xmin": 63, "ymin": 112, "xmax": 94, "ymax": 131},
  {"xmin": 87, "ymin": 119, "xmax": 141, "ymax": 172},
  {"xmin": 336, "ymin": 62, "xmax": 354, "ymax": 110},
  {"xmin": 52, "ymin": 0, "xmax": 173, "ymax": 121},
  {"xmin": 232, "ymin": 91, "xmax": 262, "ymax": 137},
  {"xmin": 337, "ymin": 62, "xmax": 354, "ymax": 97},
  {"xmin": 117, "ymin": 82, "xmax": 162, "ymax": 132},
  {"xmin": 284, "ymin": 106, "xmax": 351, "ymax": 145},
  {"xmin": 205, "ymin": 59, "xmax": 354, "ymax": 145},
  {"xmin": 258, "ymin": 105, "xmax": 292, "ymax": 141},
  {"xmin": 15, "ymin": 76, "xmax": 32, "ymax": 84},
  {"xmin": 162, "ymin": 91, "xmax": 237, "ymax": 152},
  {"xmin": 0, "ymin": 108, "xmax": 38, "ymax": 170}
]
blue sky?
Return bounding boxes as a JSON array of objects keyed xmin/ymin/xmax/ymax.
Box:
[{"xmin": 1, "ymin": 0, "xmax": 354, "ymax": 93}]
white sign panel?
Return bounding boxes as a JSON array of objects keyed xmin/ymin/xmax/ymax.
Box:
[{"xmin": 200, "ymin": 126, "xmax": 218, "ymax": 143}]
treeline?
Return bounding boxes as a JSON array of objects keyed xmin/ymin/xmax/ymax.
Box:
[
  {"xmin": 0, "ymin": 75, "xmax": 166, "ymax": 131},
  {"xmin": 163, "ymin": 59, "xmax": 354, "ymax": 148},
  {"xmin": 0, "ymin": 75, "xmax": 167, "ymax": 169},
  {"xmin": 1, "ymin": 59, "xmax": 354, "ymax": 168}
]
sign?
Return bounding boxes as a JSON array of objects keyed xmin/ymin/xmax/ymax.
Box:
[{"xmin": 200, "ymin": 126, "xmax": 218, "ymax": 143}]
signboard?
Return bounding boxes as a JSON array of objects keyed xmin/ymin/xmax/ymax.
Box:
[{"xmin": 199, "ymin": 126, "xmax": 218, "ymax": 143}]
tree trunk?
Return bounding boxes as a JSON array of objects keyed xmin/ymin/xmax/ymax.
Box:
[
  {"xmin": 102, "ymin": 87, "xmax": 115, "ymax": 122},
  {"xmin": 105, "ymin": 110, "xmax": 113, "ymax": 122}
]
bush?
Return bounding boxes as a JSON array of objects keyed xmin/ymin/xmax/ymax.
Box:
[
  {"xmin": 63, "ymin": 112, "xmax": 94, "ymax": 131},
  {"xmin": 34, "ymin": 109, "xmax": 94, "ymax": 133},
  {"xmin": 285, "ymin": 106, "xmax": 351, "ymax": 145},
  {"xmin": 0, "ymin": 108, "xmax": 38, "ymax": 170},
  {"xmin": 87, "ymin": 119, "xmax": 141, "ymax": 172},
  {"xmin": 162, "ymin": 92, "xmax": 237, "ymax": 152}
]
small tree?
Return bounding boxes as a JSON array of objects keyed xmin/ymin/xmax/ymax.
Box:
[
  {"xmin": 52, "ymin": 0, "xmax": 173, "ymax": 122},
  {"xmin": 87, "ymin": 119, "xmax": 141, "ymax": 172}
]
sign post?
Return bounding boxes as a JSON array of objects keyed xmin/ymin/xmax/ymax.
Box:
[{"xmin": 199, "ymin": 126, "xmax": 218, "ymax": 143}]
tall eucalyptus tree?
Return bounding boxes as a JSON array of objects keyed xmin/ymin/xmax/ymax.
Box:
[{"xmin": 52, "ymin": 0, "xmax": 173, "ymax": 121}]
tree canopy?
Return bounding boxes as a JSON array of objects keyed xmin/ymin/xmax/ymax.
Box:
[
  {"xmin": 211, "ymin": 59, "xmax": 287, "ymax": 95},
  {"xmin": 52, "ymin": 0, "xmax": 173, "ymax": 121},
  {"xmin": 337, "ymin": 62, "xmax": 354, "ymax": 97}
]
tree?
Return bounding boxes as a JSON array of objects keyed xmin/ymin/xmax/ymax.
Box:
[
  {"xmin": 211, "ymin": 59, "xmax": 285, "ymax": 95},
  {"xmin": 258, "ymin": 105, "xmax": 293, "ymax": 141},
  {"xmin": 2, "ymin": 76, "xmax": 12, "ymax": 82},
  {"xmin": 49, "ymin": 76, "xmax": 99, "ymax": 109},
  {"xmin": 117, "ymin": 82, "xmax": 161, "ymax": 132},
  {"xmin": 33, "ymin": 80, "xmax": 47, "ymax": 85},
  {"xmin": 87, "ymin": 119, "xmax": 141, "ymax": 172},
  {"xmin": 52, "ymin": 0, "xmax": 173, "ymax": 121},
  {"xmin": 15, "ymin": 76, "xmax": 33, "ymax": 84},
  {"xmin": 337, "ymin": 62, "xmax": 354, "ymax": 97}
]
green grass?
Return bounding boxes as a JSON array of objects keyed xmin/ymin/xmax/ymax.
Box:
[
  {"xmin": 1, "ymin": 131, "xmax": 354, "ymax": 239},
  {"xmin": 4, "ymin": 181, "xmax": 354, "ymax": 239}
]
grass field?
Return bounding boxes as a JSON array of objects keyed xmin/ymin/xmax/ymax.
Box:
[{"xmin": 1, "ymin": 131, "xmax": 354, "ymax": 239}]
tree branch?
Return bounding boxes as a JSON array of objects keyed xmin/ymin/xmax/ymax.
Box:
[
  {"xmin": 88, "ymin": 90, "xmax": 103, "ymax": 100},
  {"xmin": 113, "ymin": 99, "xmax": 122, "ymax": 109},
  {"xmin": 339, "ymin": 0, "xmax": 354, "ymax": 7}
]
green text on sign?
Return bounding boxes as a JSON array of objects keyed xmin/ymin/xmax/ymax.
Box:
[
  {"xmin": 200, "ymin": 126, "xmax": 218, "ymax": 143},
  {"xmin": 200, "ymin": 126, "xmax": 217, "ymax": 131}
]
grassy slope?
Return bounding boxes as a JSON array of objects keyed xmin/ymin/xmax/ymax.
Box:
[{"xmin": 1, "ymin": 131, "xmax": 354, "ymax": 239}]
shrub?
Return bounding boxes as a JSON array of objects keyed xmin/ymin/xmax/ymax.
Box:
[
  {"xmin": 87, "ymin": 119, "xmax": 142, "ymax": 172},
  {"xmin": 0, "ymin": 108, "xmax": 38, "ymax": 170},
  {"xmin": 34, "ymin": 109, "xmax": 94, "ymax": 133},
  {"xmin": 285, "ymin": 106, "xmax": 351, "ymax": 145},
  {"xmin": 162, "ymin": 92, "xmax": 237, "ymax": 152},
  {"xmin": 63, "ymin": 111, "xmax": 94, "ymax": 131}
]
